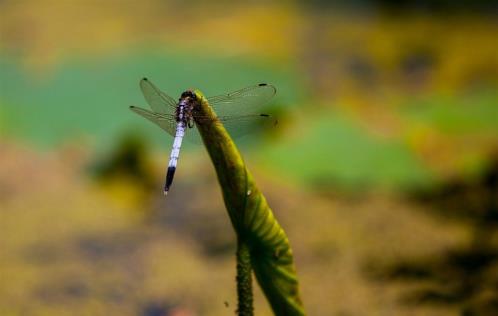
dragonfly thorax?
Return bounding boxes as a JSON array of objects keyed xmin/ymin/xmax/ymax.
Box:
[{"xmin": 177, "ymin": 90, "xmax": 198, "ymax": 128}]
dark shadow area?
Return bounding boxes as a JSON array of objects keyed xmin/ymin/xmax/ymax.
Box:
[
  {"xmin": 301, "ymin": 0, "xmax": 498, "ymax": 13},
  {"xmin": 90, "ymin": 133, "xmax": 157, "ymax": 192},
  {"xmin": 364, "ymin": 152, "xmax": 498, "ymax": 315},
  {"xmin": 141, "ymin": 301, "xmax": 192, "ymax": 316}
]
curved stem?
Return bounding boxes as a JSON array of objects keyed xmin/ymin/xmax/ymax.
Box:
[{"xmin": 194, "ymin": 91, "xmax": 306, "ymax": 316}]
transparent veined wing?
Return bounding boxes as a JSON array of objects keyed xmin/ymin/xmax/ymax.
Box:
[
  {"xmin": 202, "ymin": 83, "xmax": 277, "ymax": 138},
  {"xmin": 183, "ymin": 124, "xmax": 204, "ymax": 144},
  {"xmin": 140, "ymin": 78, "xmax": 177, "ymax": 115},
  {"xmin": 129, "ymin": 106, "xmax": 177, "ymax": 136},
  {"xmin": 130, "ymin": 105, "xmax": 204, "ymax": 144},
  {"xmin": 195, "ymin": 113, "xmax": 278, "ymax": 139},
  {"xmin": 207, "ymin": 83, "xmax": 276, "ymax": 117}
]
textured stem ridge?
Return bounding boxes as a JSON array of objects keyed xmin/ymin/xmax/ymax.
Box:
[
  {"xmin": 236, "ymin": 239, "xmax": 254, "ymax": 316},
  {"xmin": 194, "ymin": 91, "xmax": 305, "ymax": 316}
]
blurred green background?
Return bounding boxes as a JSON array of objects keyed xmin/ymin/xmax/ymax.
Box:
[{"xmin": 1, "ymin": 1, "xmax": 497, "ymax": 315}]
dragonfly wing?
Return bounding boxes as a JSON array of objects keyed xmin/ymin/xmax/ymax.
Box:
[
  {"xmin": 203, "ymin": 84, "xmax": 277, "ymax": 138},
  {"xmin": 207, "ymin": 83, "xmax": 276, "ymax": 117},
  {"xmin": 218, "ymin": 114, "xmax": 278, "ymax": 138},
  {"xmin": 129, "ymin": 106, "xmax": 177, "ymax": 137},
  {"xmin": 195, "ymin": 114, "xmax": 278, "ymax": 139},
  {"xmin": 139, "ymin": 78, "xmax": 178, "ymax": 115},
  {"xmin": 183, "ymin": 125, "xmax": 204, "ymax": 144}
]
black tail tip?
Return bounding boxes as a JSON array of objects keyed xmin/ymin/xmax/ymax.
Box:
[{"xmin": 164, "ymin": 166, "xmax": 176, "ymax": 195}]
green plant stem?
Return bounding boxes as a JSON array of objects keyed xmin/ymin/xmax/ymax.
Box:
[
  {"xmin": 194, "ymin": 90, "xmax": 305, "ymax": 316},
  {"xmin": 236, "ymin": 238, "xmax": 254, "ymax": 316}
]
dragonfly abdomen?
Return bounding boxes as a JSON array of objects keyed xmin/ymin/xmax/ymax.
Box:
[{"xmin": 164, "ymin": 114, "xmax": 186, "ymax": 195}]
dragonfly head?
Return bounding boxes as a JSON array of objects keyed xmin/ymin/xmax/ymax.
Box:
[
  {"xmin": 179, "ymin": 89, "xmax": 208, "ymax": 112},
  {"xmin": 180, "ymin": 90, "xmax": 196, "ymax": 100}
]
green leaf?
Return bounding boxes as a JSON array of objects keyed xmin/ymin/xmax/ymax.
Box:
[{"xmin": 194, "ymin": 90, "xmax": 305, "ymax": 315}]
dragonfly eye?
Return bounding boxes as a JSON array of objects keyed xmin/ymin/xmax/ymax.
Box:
[{"xmin": 181, "ymin": 90, "xmax": 196, "ymax": 99}]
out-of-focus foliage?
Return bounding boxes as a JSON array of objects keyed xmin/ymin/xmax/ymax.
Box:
[{"xmin": 1, "ymin": 1, "xmax": 497, "ymax": 187}]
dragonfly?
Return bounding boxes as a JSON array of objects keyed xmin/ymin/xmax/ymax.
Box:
[{"xmin": 130, "ymin": 78, "xmax": 277, "ymax": 195}]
